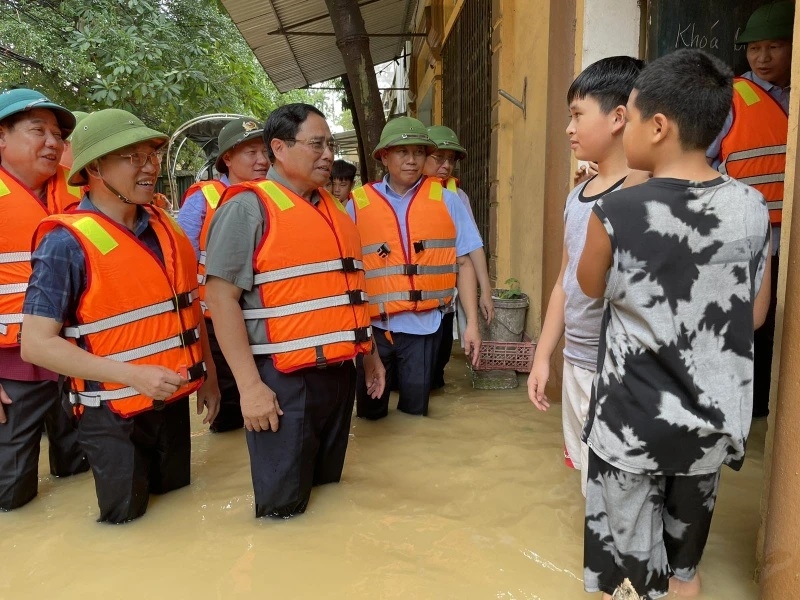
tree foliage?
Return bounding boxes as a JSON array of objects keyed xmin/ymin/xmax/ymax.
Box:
[{"xmin": 0, "ymin": 0, "xmax": 324, "ymax": 133}]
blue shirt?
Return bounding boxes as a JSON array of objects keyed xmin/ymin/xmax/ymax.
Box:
[
  {"xmin": 23, "ymin": 197, "xmax": 162, "ymax": 324},
  {"xmin": 347, "ymin": 175, "xmax": 483, "ymax": 335},
  {"xmin": 176, "ymin": 175, "xmax": 230, "ymax": 259}
]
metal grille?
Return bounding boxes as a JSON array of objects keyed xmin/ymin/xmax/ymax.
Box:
[{"xmin": 442, "ymin": 0, "xmax": 492, "ymax": 248}]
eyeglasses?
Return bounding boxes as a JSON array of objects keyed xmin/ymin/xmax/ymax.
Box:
[
  {"xmin": 429, "ymin": 154, "xmax": 457, "ymax": 166},
  {"xmin": 109, "ymin": 150, "xmax": 165, "ymax": 168},
  {"xmin": 284, "ymin": 138, "xmax": 340, "ymax": 155}
]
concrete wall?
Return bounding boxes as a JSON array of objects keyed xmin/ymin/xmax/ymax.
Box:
[{"xmin": 581, "ymin": 0, "xmax": 641, "ymax": 68}]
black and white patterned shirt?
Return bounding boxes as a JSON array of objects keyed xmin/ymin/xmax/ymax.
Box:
[{"xmin": 582, "ymin": 176, "xmax": 770, "ymax": 476}]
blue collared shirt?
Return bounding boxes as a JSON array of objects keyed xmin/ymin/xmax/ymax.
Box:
[
  {"xmin": 176, "ymin": 174, "xmax": 230, "ymax": 259},
  {"xmin": 346, "ymin": 175, "xmax": 483, "ymax": 335}
]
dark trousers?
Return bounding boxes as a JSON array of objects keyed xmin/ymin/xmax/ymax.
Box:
[
  {"xmin": 247, "ymin": 358, "xmax": 356, "ymax": 518},
  {"xmin": 78, "ymin": 397, "xmax": 191, "ymax": 523},
  {"xmin": 753, "ymin": 253, "xmax": 779, "ymax": 418},
  {"xmin": 0, "ymin": 378, "xmax": 88, "ymax": 510},
  {"xmin": 432, "ymin": 311, "xmax": 455, "ymax": 389},
  {"xmin": 356, "ymin": 327, "xmax": 442, "ymax": 420},
  {"xmin": 206, "ymin": 319, "xmax": 243, "ymax": 432}
]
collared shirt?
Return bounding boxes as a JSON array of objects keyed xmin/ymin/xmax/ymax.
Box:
[
  {"xmin": 346, "ymin": 175, "xmax": 483, "ymax": 335},
  {"xmin": 176, "ymin": 174, "xmax": 230, "ymax": 259}
]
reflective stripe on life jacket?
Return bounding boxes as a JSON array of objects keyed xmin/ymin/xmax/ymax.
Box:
[
  {"xmin": 32, "ymin": 206, "xmax": 205, "ymax": 417},
  {"xmin": 719, "ymin": 77, "xmax": 788, "ymax": 225},
  {"xmin": 184, "ymin": 180, "xmax": 228, "ymax": 318},
  {"xmin": 444, "ymin": 177, "xmax": 459, "ymax": 193},
  {"xmin": 219, "ymin": 179, "xmax": 372, "ymax": 372},
  {"xmin": 351, "ymin": 177, "xmax": 458, "ymax": 321},
  {"xmin": 0, "ymin": 165, "xmax": 79, "ymax": 347}
]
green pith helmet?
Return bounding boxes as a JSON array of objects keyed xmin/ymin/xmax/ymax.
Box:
[
  {"xmin": 372, "ymin": 116, "xmax": 436, "ymax": 159},
  {"xmin": 214, "ymin": 117, "xmax": 265, "ymax": 174},
  {"xmin": 0, "ymin": 88, "xmax": 75, "ymax": 137},
  {"xmin": 426, "ymin": 125, "xmax": 467, "ymax": 160},
  {"xmin": 736, "ymin": 1, "xmax": 794, "ymax": 44},
  {"xmin": 67, "ymin": 111, "xmax": 89, "ymax": 141},
  {"xmin": 68, "ymin": 109, "xmax": 168, "ymax": 186}
]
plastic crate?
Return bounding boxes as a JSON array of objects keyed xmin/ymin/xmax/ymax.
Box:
[{"xmin": 474, "ymin": 340, "xmax": 536, "ymax": 372}]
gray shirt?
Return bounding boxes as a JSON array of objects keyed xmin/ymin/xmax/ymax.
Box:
[
  {"xmin": 583, "ymin": 176, "xmax": 770, "ymax": 476},
  {"xmin": 562, "ymin": 177, "xmax": 625, "ymax": 372}
]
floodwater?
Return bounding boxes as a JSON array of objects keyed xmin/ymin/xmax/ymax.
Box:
[{"xmin": 2, "ymin": 354, "xmax": 763, "ymax": 600}]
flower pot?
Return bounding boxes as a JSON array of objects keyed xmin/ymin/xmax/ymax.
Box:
[{"xmin": 479, "ymin": 290, "xmax": 529, "ymax": 342}]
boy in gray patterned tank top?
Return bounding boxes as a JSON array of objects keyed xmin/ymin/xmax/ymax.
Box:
[
  {"xmin": 528, "ymin": 56, "xmax": 643, "ymax": 498},
  {"xmin": 577, "ymin": 49, "xmax": 772, "ymax": 600}
]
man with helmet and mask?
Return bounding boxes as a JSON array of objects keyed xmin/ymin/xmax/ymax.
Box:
[
  {"xmin": 21, "ymin": 108, "xmax": 220, "ymax": 523},
  {"xmin": 0, "ymin": 88, "xmax": 88, "ymax": 511},
  {"xmin": 348, "ymin": 117, "xmax": 483, "ymax": 420},
  {"xmin": 178, "ymin": 117, "xmax": 268, "ymax": 433}
]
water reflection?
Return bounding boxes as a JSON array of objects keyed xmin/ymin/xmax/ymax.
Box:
[{"xmin": 1, "ymin": 356, "xmax": 762, "ymax": 599}]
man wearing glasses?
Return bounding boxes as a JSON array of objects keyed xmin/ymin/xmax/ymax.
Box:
[
  {"xmin": 423, "ymin": 125, "xmax": 494, "ymax": 390},
  {"xmin": 204, "ymin": 103, "xmax": 386, "ymax": 519},
  {"xmin": 0, "ymin": 88, "xmax": 88, "ymax": 511},
  {"xmin": 178, "ymin": 117, "xmax": 268, "ymax": 434},
  {"xmin": 21, "ymin": 108, "xmax": 220, "ymax": 523},
  {"xmin": 348, "ymin": 117, "xmax": 482, "ymax": 421}
]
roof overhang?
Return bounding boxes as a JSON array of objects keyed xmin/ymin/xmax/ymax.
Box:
[{"xmin": 221, "ymin": 0, "xmax": 419, "ymax": 93}]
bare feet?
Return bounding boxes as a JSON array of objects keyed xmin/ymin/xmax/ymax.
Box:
[{"xmin": 669, "ymin": 573, "xmax": 702, "ymax": 597}]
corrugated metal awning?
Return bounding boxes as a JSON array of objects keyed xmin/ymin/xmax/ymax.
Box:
[{"xmin": 221, "ymin": 0, "xmax": 418, "ymax": 93}]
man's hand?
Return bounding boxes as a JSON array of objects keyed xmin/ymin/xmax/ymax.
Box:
[
  {"xmin": 479, "ymin": 292, "xmax": 495, "ymax": 324},
  {"xmin": 462, "ymin": 322, "xmax": 481, "ymax": 367},
  {"xmin": 527, "ymin": 358, "xmax": 551, "ymax": 411},
  {"xmin": 125, "ymin": 364, "xmax": 187, "ymax": 401},
  {"xmin": 240, "ymin": 381, "xmax": 283, "ymax": 432},
  {"xmin": 0, "ymin": 384, "xmax": 11, "ymax": 424},
  {"xmin": 362, "ymin": 350, "xmax": 386, "ymax": 399},
  {"xmin": 197, "ymin": 373, "xmax": 221, "ymax": 425}
]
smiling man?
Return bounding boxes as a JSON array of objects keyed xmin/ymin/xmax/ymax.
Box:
[
  {"xmin": 204, "ymin": 103, "xmax": 386, "ymax": 519},
  {"xmin": 0, "ymin": 88, "xmax": 88, "ymax": 511}
]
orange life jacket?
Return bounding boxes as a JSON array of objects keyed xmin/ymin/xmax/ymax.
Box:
[
  {"xmin": 444, "ymin": 176, "xmax": 459, "ymax": 193},
  {"xmin": 218, "ymin": 179, "xmax": 372, "ymax": 373},
  {"xmin": 351, "ymin": 177, "xmax": 458, "ymax": 322},
  {"xmin": 184, "ymin": 180, "xmax": 228, "ymax": 318},
  {"xmin": 32, "ymin": 207, "xmax": 205, "ymax": 418},
  {"xmin": 720, "ymin": 77, "xmax": 788, "ymax": 225},
  {"xmin": 0, "ymin": 165, "xmax": 81, "ymax": 347}
]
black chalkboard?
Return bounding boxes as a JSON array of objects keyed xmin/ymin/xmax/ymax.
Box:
[{"xmin": 646, "ymin": 0, "xmax": 774, "ymax": 75}]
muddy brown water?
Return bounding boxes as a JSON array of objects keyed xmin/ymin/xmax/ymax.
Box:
[{"xmin": 2, "ymin": 356, "xmax": 762, "ymax": 599}]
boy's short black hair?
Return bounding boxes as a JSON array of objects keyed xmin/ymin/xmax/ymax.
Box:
[
  {"xmin": 567, "ymin": 56, "xmax": 645, "ymax": 113},
  {"xmin": 632, "ymin": 48, "xmax": 733, "ymax": 150},
  {"xmin": 331, "ymin": 159, "xmax": 356, "ymax": 181}
]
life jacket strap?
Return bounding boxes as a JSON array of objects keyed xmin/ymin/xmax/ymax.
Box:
[
  {"xmin": 365, "ymin": 264, "xmax": 458, "ymax": 278},
  {"xmin": 734, "ymin": 173, "xmax": 785, "ymax": 187},
  {"xmin": 720, "ymin": 144, "xmax": 787, "ymax": 174},
  {"xmin": 0, "ymin": 251, "xmax": 31, "ymax": 264},
  {"xmin": 104, "ymin": 328, "xmax": 200, "ymax": 362},
  {"xmin": 198, "ymin": 250, "xmax": 207, "ymax": 266},
  {"xmin": 0, "ymin": 282, "xmax": 28, "ymax": 295},
  {"xmin": 250, "ymin": 326, "xmax": 372, "ymax": 356},
  {"xmin": 242, "ymin": 290, "xmax": 368, "ymax": 320},
  {"xmin": 253, "ymin": 257, "xmax": 363, "ymax": 285},
  {"xmin": 370, "ymin": 288, "xmax": 455, "ymax": 304},
  {"xmin": 412, "ymin": 238, "xmax": 456, "ymax": 253},
  {"xmin": 0, "ymin": 313, "xmax": 25, "ymax": 335}
]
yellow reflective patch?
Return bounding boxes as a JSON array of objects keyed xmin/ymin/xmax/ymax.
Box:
[
  {"xmin": 72, "ymin": 217, "xmax": 118, "ymax": 255},
  {"xmin": 352, "ymin": 188, "xmax": 370, "ymax": 209},
  {"xmin": 0, "ymin": 179, "xmax": 10, "ymax": 197},
  {"xmin": 201, "ymin": 184, "xmax": 222, "ymax": 209},
  {"xmin": 734, "ymin": 80, "xmax": 761, "ymax": 106},
  {"xmin": 446, "ymin": 178, "xmax": 458, "ymax": 193},
  {"xmin": 258, "ymin": 180, "xmax": 294, "ymax": 211},
  {"xmin": 333, "ymin": 196, "xmax": 348, "ymax": 214},
  {"xmin": 429, "ymin": 180, "xmax": 443, "ymax": 201},
  {"xmin": 67, "ymin": 184, "xmax": 82, "ymax": 198}
]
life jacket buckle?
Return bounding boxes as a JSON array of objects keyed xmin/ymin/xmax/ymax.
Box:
[
  {"xmin": 408, "ymin": 290, "xmax": 423, "ymax": 302},
  {"xmin": 402, "ymin": 264, "xmax": 419, "ymax": 276},
  {"xmin": 377, "ymin": 243, "xmax": 391, "ymax": 258},
  {"xmin": 353, "ymin": 326, "xmax": 371, "ymax": 343},
  {"xmin": 347, "ymin": 290, "xmax": 367, "ymax": 305},
  {"xmin": 340, "ymin": 257, "xmax": 358, "ymax": 272},
  {"xmin": 413, "ymin": 240, "xmax": 425, "ymax": 253},
  {"xmin": 179, "ymin": 328, "xmax": 200, "ymax": 346},
  {"xmin": 173, "ymin": 292, "xmax": 193, "ymax": 310},
  {"xmin": 152, "ymin": 399, "xmax": 166, "ymax": 411}
]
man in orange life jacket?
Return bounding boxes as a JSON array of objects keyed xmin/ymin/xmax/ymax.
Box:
[
  {"xmin": 0, "ymin": 88, "xmax": 88, "ymax": 511},
  {"xmin": 204, "ymin": 103, "xmax": 386, "ymax": 519},
  {"xmin": 178, "ymin": 117, "xmax": 268, "ymax": 433},
  {"xmin": 706, "ymin": 1, "xmax": 792, "ymax": 418},
  {"xmin": 20, "ymin": 109, "xmax": 221, "ymax": 523},
  {"xmin": 347, "ymin": 117, "xmax": 482, "ymax": 420},
  {"xmin": 423, "ymin": 125, "xmax": 494, "ymax": 390}
]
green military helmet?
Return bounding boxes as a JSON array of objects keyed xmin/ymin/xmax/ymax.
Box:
[
  {"xmin": 67, "ymin": 111, "xmax": 90, "ymax": 141},
  {"xmin": 68, "ymin": 108, "xmax": 168, "ymax": 186},
  {"xmin": 372, "ymin": 116, "xmax": 436, "ymax": 159},
  {"xmin": 426, "ymin": 125, "xmax": 467, "ymax": 160},
  {"xmin": 736, "ymin": 1, "xmax": 794, "ymax": 44},
  {"xmin": 0, "ymin": 88, "xmax": 75, "ymax": 137},
  {"xmin": 215, "ymin": 117, "xmax": 265, "ymax": 174}
]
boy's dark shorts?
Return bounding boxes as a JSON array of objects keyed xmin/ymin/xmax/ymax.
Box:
[{"xmin": 583, "ymin": 449, "xmax": 721, "ymax": 599}]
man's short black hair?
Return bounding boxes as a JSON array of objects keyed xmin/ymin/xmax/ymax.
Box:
[
  {"xmin": 263, "ymin": 103, "xmax": 326, "ymax": 162},
  {"xmin": 331, "ymin": 159, "xmax": 356, "ymax": 182},
  {"xmin": 632, "ymin": 48, "xmax": 733, "ymax": 150},
  {"xmin": 567, "ymin": 56, "xmax": 645, "ymax": 113}
]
